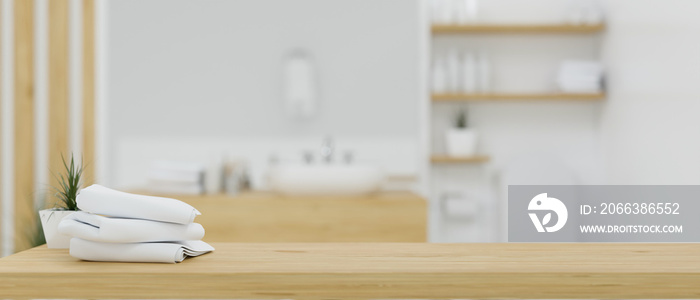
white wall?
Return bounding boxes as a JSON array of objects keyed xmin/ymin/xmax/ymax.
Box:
[
  {"xmin": 102, "ymin": 0, "xmax": 425, "ymax": 189},
  {"xmin": 1, "ymin": 0, "xmax": 16, "ymax": 256},
  {"xmin": 601, "ymin": 0, "xmax": 700, "ymax": 185}
]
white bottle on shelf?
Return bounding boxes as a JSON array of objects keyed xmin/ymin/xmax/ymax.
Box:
[
  {"xmin": 446, "ymin": 49, "xmax": 461, "ymax": 93},
  {"xmin": 566, "ymin": 0, "xmax": 604, "ymax": 25},
  {"xmin": 431, "ymin": 0, "xmax": 449, "ymax": 25},
  {"xmin": 477, "ymin": 51, "xmax": 491, "ymax": 93},
  {"xmin": 432, "ymin": 56, "xmax": 448, "ymax": 94},
  {"xmin": 430, "ymin": 0, "xmax": 441, "ymax": 25},
  {"xmin": 455, "ymin": 0, "xmax": 479, "ymax": 24},
  {"xmin": 455, "ymin": 0, "xmax": 467, "ymax": 24},
  {"xmin": 461, "ymin": 51, "xmax": 477, "ymax": 93},
  {"xmin": 465, "ymin": 0, "xmax": 479, "ymax": 23},
  {"xmin": 583, "ymin": 0, "xmax": 604, "ymax": 25},
  {"xmin": 439, "ymin": 0, "xmax": 455, "ymax": 25},
  {"xmin": 565, "ymin": 0, "xmax": 584, "ymax": 25}
]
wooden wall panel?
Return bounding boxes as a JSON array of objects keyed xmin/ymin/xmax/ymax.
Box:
[
  {"xmin": 2, "ymin": 0, "xmax": 95, "ymax": 254},
  {"xmin": 13, "ymin": 0, "xmax": 35, "ymax": 252},
  {"xmin": 172, "ymin": 192, "xmax": 428, "ymax": 243},
  {"xmin": 82, "ymin": 0, "xmax": 94, "ymax": 185},
  {"xmin": 0, "ymin": 0, "xmax": 4, "ymax": 253},
  {"xmin": 48, "ymin": 0, "xmax": 70, "ymax": 207}
]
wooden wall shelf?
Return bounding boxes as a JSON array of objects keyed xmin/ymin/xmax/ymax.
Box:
[
  {"xmin": 432, "ymin": 92, "xmax": 605, "ymax": 102},
  {"xmin": 432, "ymin": 23, "xmax": 605, "ymax": 34},
  {"xmin": 431, "ymin": 155, "xmax": 490, "ymax": 163}
]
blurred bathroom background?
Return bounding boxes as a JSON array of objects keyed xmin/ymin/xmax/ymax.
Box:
[{"xmin": 2, "ymin": 0, "xmax": 700, "ymax": 255}]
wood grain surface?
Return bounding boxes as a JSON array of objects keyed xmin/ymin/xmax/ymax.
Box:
[
  {"xmin": 0, "ymin": 243, "xmax": 699, "ymax": 299},
  {"xmin": 48, "ymin": 0, "xmax": 70, "ymax": 209},
  {"xmin": 13, "ymin": 0, "xmax": 36, "ymax": 253},
  {"xmin": 82, "ymin": 0, "xmax": 95, "ymax": 186}
]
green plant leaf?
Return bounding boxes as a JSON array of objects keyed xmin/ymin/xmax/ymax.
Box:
[{"xmin": 50, "ymin": 153, "xmax": 84, "ymax": 211}]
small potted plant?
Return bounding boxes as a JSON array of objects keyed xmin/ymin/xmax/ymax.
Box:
[
  {"xmin": 445, "ymin": 109, "xmax": 478, "ymax": 157},
  {"xmin": 39, "ymin": 155, "xmax": 83, "ymax": 248}
]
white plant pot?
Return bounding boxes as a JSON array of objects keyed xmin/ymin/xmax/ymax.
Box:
[
  {"xmin": 39, "ymin": 209, "xmax": 75, "ymax": 249},
  {"xmin": 446, "ymin": 128, "xmax": 478, "ymax": 157}
]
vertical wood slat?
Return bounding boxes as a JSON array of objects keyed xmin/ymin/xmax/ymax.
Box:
[
  {"xmin": 48, "ymin": 0, "xmax": 69, "ymax": 207},
  {"xmin": 13, "ymin": 0, "xmax": 35, "ymax": 252},
  {"xmin": 0, "ymin": 0, "xmax": 4, "ymax": 254},
  {"xmin": 82, "ymin": 0, "xmax": 94, "ymax": 185}
]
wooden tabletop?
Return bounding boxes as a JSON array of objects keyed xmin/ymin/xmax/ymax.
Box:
[{"xmin": 1, "ymin": 243, "xmax": 699, "ymax": 299}]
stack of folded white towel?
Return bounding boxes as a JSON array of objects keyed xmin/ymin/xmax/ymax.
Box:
[
  {"xmin": 148, "ymin": 160, "xmax": 205, "ymax": 195},
  {"xmin": 556, "ymin": 60, "xmax": 604, "ymax": 93},
  {"xmin": 58, "ymin": 184, "xmax": 214, "ymax": 263}
]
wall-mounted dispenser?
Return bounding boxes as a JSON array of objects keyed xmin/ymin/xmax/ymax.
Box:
[{"xmin": 283, "ymin": 50, "xmax": 317, "ymax": 119}]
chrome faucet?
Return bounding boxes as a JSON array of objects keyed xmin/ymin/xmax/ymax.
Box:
[{"xmin": 320, "ymin": 136, "xmax": 334, "ymax": 163}]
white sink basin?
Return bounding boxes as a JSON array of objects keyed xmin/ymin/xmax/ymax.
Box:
[{"xmin": 267, "ymin": 164, "xmax": 384, "ymax": 195}]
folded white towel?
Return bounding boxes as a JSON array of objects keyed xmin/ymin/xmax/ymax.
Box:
[
  {"xmin": 77, "ymin": 184, "xmax": 200, "ymax": 224},
  {"xmin": 69, "ymin": 238, "xmax": 215, "ymax": 263},
  {"xmin": 58, "ymin": 212, "xmax": 205, "ymax": 243}
]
